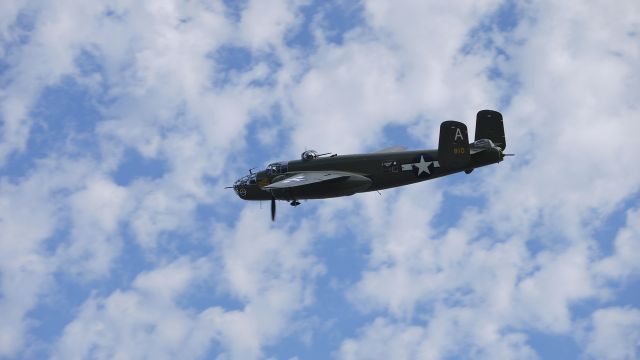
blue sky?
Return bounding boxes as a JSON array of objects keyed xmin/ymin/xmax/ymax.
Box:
[{"xmin": 1, "ymin": 1, "xmax": 639, "ymax": 359}]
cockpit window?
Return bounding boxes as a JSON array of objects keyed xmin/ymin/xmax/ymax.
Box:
[
  {"xmin": 267, "ymin": 161, "xmax": 288, "ymax": 175},
  {"xmin": 234, "ymin": 173, "xmax": 257, "ymax": 186}
]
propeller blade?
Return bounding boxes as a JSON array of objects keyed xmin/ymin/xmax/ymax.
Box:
[{"xmin": 271, "ymin": 197, "xmax": 276, "ymax": 221}]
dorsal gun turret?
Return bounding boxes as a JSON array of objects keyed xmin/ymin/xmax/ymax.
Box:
[{"xmin": 301, "ymin": 150, "xmax": 319, "ymax": 161}]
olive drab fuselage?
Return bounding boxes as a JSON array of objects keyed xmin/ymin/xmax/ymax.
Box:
[
  {"xmin": 231, "ymin": 110, "xmax": 509, "ymax": 207},
  {"xmin": 233, "ymin": 145, "xmax": 503, "ymax": 201}
]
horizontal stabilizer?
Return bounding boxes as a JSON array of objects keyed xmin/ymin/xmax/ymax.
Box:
[{"xmin": 438, "ymin": 121, "xmax": 470, "ymax": 168}]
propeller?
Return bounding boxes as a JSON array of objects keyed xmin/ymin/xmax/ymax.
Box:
[{"xmin": 271, "ymin": 196, "xmax": 276, "ymax": 221}]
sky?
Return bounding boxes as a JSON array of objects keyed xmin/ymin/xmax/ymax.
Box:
[{"xmin": 0, "ymin": 0, "xmax": 639, "ymax": 359}]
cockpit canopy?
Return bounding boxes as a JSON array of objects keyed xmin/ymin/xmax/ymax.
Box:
[
  {"xmin": 267, "ymin": 161, "xmax": 288, "ymax": 175},
  {"xmin": 301, "ymin": 150, "xmax": 319, "ymax": 161}
]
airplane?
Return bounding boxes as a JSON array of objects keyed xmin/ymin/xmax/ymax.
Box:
[{"xmin": 230, "ymin": 110, "xmax": 512, "ymax": 221}]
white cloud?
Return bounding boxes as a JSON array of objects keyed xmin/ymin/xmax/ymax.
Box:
[
  {"xmin": 239, "ymin": 0, "xmax": 309, "ymax": 50},
  {"xmin": 488, "ymin": 0, "xmax": 640, "ymax": 240},
  {"xmin": 70, "ymin": 178, "xmax": 127, "ymax": 233},
  {"xmin": 61, "ymin": 177, "xmax": 129, "ymax": 276},
  {"xmin": 0, "ymin": 156, "xmax": 100, "ymax": 356},
  {"xmin": 54, "ymin": 257, "xmax": 219, "ymax": 360},
  {"xmin": 578, "ymin": 307, "xmax": 640, "ymax": 360},
  {"xmin": 0, "ymin": 1, "xmax": 26, "ymax": 43},
  {"xmin": 338, "ymin": 314, "xmax": 538, "ymax": 360},
  {"xmin": 0, "ymin": 1, "xmax": 100, "ymax": 165},
  {"xmin": 1, "ymin": 0, "xmax": 316, "ymax": 356},
  {"xmin": 342, "ymin": 191, "xmax": 562, "ymax": 356},
  {"xmin": 346, "ymin": 185, "xmax": 444, "ymax": 318},
  {"xmin": 210, "ymin": 207, "xmax": 324, "ymax": 357},
  {"xmin": 287, "ymin": 41, "xmax": 409, "ymax": 153},
  {"xmin": 0, "ymin": 253, "xmax": 53, "ymax": 356},
  {"xmin": 339, "ymin": 318, "xmax": 424, "ymax": 360},
  {"xmin": 595, "ymin": 207, "xmax": 640, "ymax": 278},
  {"xmin": 511, "ymin": 245, "xmax": 595, "ymax": 332},
  {"xmin": 55, "ymin": 204, "xmax": 324, "ymax": 359},
  {"xmin": 57, "ymin": 205, "xmax": 322, "ymax": 359},
  {"xmin": 283, "ymin": 0, "xmax": 507, "ymax": 154}
]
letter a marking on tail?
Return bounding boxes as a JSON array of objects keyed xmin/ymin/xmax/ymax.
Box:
[{"xmin": 454, "ymin": 127, "xmax": 464, "ymax": 141}]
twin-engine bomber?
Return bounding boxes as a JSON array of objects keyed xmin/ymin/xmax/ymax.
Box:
[{"xmin": 230, "ymin": 110, "xmax": 512, "ymax": 221}]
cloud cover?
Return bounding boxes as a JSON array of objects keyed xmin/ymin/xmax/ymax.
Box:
[{"xmin": 0, "ymin": 0, "xmax": 639, "ymax": 359}]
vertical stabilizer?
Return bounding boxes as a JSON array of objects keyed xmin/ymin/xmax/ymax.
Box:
[
  {"xmin": 475, "ymin": 110, "xmax": 505, "ymax": 151},
  {"xmin": 438, "ymin": 121, "xmax": 470, "ymax": 168}
]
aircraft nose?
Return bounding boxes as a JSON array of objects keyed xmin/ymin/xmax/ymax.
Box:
[{"xmin": 233, "ymin": 184, "xmax": 248, "ymax": 198}]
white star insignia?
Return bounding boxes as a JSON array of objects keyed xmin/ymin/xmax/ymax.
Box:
[
  {"xmin": 283, "ymin": 175, "xmax": 304, "ymax": 183},
  {"xmin": 414, "ymin": 156, "xmax": 431, "ymax": 176}
]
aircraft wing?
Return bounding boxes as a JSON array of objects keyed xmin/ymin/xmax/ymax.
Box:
[{"xmin": 264, "ymin": 172, "xmax": 353, "ymax": 189}]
